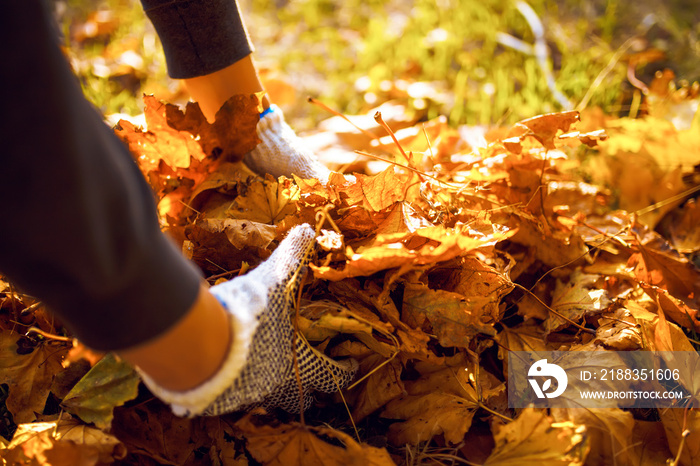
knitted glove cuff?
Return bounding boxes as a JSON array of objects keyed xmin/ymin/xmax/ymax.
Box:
[
  {"xmin": 244, "ymin": 105, "xmax": 331, "ymax": 182},
  {"xmin": 137, "ymin": 300, "xmax": 258, "ymax": 417}
]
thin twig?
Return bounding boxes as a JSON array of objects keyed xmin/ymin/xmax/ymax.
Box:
[
  {"xmin": 511, "ymin": 283, "xmax": 596, "ymax": 334},
  {"xmin": 25, "ymin": 327, "xmax": 73, "ymax": 343},
  {"xmin": 374, "ymin": 111, "xmax": 413, "ymax": 167}
]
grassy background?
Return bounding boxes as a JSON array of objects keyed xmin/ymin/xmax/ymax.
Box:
[{"xmin": 57, "ymin": 0, "xmax": 699, "ymax": 128}]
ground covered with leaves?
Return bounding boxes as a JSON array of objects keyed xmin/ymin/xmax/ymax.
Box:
[{"xmin": 2, "ymin": 0, "xmax": 700, "ymax": 465}]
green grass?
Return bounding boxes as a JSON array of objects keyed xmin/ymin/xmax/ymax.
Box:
[{"xmin": 59, "ymin": 0, "xmax": 697, "ymax": 126}]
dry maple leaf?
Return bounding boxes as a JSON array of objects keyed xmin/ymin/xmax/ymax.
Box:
[
  {"xmin": 116, "ymin": 93, "xmax": 262, "ymax": 171},
  {"xmin": 236, "ymin": 416, "xmax": 396, "ymax": 466},
  {"xmin": 402, "ymin": 282, "xmax": 496, "ymax": 348},
  {"xmin": 228, "ymin": 175, "xmax": 300, "ymax": 225},
  {"xmin": 483, "ymin": 408, "xmax": 588, "ymax": 465},
  {"xmin": 313, "ymin": 223, "xmax": 513, "ymax": 281},
  {"xmin": 551, "ymin": 408, "xmax": 635, "ymax": 465},
  {"xmin": 381, "ymin": 365, "xmax": 479, "ymax": 445},
  {"xmin": 546, "ymin": 269, "xmax": 610, "ymax": 334},
  {"xmin": 628, "ymin": 230, "xmax": 700, "ymax": 308},
  {"xmin": 1, "ymin": 418, "xmax": 127, "ymax": 465},
  {"xmin": 0, "ymin": 331, "xmax": 68, "ymax": 424}
]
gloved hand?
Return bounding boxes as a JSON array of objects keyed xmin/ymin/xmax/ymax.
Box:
[
  {"xmin": 139, "ymin": 224, "xmax": 358, "ymax": 416},
  {"xmin": 244, "ymin": 105, "xmax": 333, "ymax": 183}
]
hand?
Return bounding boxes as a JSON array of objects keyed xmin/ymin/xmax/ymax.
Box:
[
  {"xmin": 244, "ymin": 105, "xmax": 333, "ymax": 183},
  {"xmin": 139, "ymin": 224, "xmax": 358, "ymax": 416}
]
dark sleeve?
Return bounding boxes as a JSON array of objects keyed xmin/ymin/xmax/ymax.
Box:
[
  {"xmin": 0, "ymin": 0, "xmax": 203, "ymax": 351},
  {"xmin": 140, "ymin": 0, "xmax": 254, "ymax": 79}
]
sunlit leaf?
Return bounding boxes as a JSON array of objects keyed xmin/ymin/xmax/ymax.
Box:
[{"xmin": 61, "ymin": 353, "xmax": 140, "ymax": 430}]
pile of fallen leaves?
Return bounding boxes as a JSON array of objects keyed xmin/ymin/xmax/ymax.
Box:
[{"xmin": 1, "ymin": 83, "xmax": 699, "ymax": 464}]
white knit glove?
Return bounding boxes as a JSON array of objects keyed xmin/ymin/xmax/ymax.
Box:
[
  {"xmin": 139, "ymin": 224, "xmax": 358, "ymax": 416},
  {"xmin": 244, "ymin": 105, "xmax": 332, "ymax": 183}
]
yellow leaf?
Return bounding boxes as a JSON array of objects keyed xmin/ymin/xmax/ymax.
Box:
[
  {"xmin": 3, "ymin": 418, "xmax": 126, "ymax": 465},
  {"xmin": 312, "ymin": 223, "xmax": 513, "ymax": 281},
  {"xmin": 0, "ymin": 331, "xmax": 68, "ymax": 424},
  {"xmin": 228, "ymin": 176, "xmax": 300, "ymax": 225}
]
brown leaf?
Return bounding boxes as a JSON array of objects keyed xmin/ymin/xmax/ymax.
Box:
[
  {"xmin": 116, "ymin": 97, "xmax": 206, "ymax": 171},
  {"xmin": 452, "ymin": 256, "xmax": 514, "ymax": 324},
  {"xmin": 628, "ymin": 230, "xmax": 700, "ymax": 306},
  {"xmin": 402, "ymin": 283, "xmax": 496, "ymax": 349},
  {"xmin": 642, "ymin": 284, "xmax": 700, "ymax": 330},
  {"xmin": 112, "ymin": 403, "xmax": 215, "ymax": 465},
  {"xmin": 0, "ymin": 331, "xmax": 68, "ymax": 424},
  {"xmin": 342, "ymin": 168, "xmax": 416, "ymax": 212},
  {"xmin": 484, "ymin": 408, "xmax": 588, "ymax": 465},
  {"xmin": 667, "ymin": 198, "xmax": 700, "ymax": 254},
  {"xmin": 551, "ymin": 408, "xmax": 634, "ymax": 465},
  {"xmin": 381, "ymin": 365, "xmax": 479, "ymax": 445},
  {"xmin": 195, "ymin": 218, "xmax": 277, "ymax": 250},
  {"xmin": 547, "ymin": 269, "xmax": 610, "ymax": 333},
  {"xmin": 236, "ymin": 416, "xmax": 396, "ymax": 466},
  {"xmin": 2, "ymin": 418, "xmax": 126, "ymax": 465},
  {"xmin": 660, "ymin": 408, "xmax": 700, "ymax": 465},
  {"xmin": 350, "ymin": 354, "xmax": 404, "ymax": 422},
  {"xmin": 592, "ymin": 309, "xmax": 643, "ymax": 350}
]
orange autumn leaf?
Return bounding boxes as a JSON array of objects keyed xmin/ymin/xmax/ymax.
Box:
[
  {"xmin": 116, "ymin": 93, "xmax": 262, "ymax": 171},
  {"xmin": 511, "ymin": 111, "xmax": 581, "ymax": 151},
  {"xmin": 312, "ymin": 222, "xmax": 513, "ymax": 281}
]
